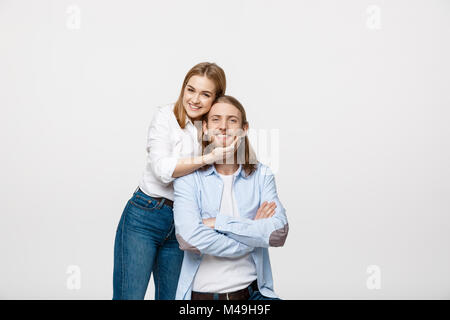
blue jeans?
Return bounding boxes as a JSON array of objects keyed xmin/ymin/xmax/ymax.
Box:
[{"xmin": 113, "ymin": 188, "xmax": 184, "ymax": 300}]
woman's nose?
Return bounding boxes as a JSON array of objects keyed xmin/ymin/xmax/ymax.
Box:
[{"xmin": 192, "ymin": 93, "xmax": 200, "ymax": 103}]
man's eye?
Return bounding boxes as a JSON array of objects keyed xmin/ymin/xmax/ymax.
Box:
[
  {"xmin": 230, "ymin": 119, "xmax": 237, "ymax": 123},
  {"xmin": 203, "ymin": 93, "xmax": 210, "ymax": 97}
]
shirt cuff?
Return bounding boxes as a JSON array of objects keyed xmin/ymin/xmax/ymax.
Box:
[
  {"xmin": 214, "ymin": 213, "xmax": 232, "ymax": 233},
  {"xmin": 160, "ymin": 156, "xmax": 178, "ymax": 184}
]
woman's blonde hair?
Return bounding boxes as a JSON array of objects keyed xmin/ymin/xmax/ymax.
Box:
[
  {"xmin": 173, "ymin": 62, "xmax": 226, "ymax": 129},
  {"xmin": 201, "ymin": 95, "xmax": 258, "ymax": 177}
]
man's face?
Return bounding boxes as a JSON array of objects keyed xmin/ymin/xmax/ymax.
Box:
[{"xmin": 203, "ymin": 102, "xmax": 248, "ymax": 148}]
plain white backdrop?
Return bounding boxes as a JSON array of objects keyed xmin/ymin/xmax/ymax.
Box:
[{"xmin": 1, "ymin": 0, "xmax": 449, "ymax": 299}]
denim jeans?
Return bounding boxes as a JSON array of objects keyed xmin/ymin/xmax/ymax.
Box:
[{"xmin": 113, "ymin": 188, "xmax": 184, "ymax": 300}]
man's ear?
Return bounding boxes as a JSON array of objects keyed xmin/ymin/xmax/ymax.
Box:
[{"xmin": 242, "ymin": 123, "xmax": 249, "ymax": 136}]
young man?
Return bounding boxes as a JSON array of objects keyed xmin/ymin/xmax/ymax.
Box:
[{"xmin": 173, "ymin": 95, "xmax": 288, "ymax": 300}]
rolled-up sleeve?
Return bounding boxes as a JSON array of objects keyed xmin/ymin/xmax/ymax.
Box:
[
  {"xmin": 146, "ymin": 108, "xmax": 178, "ymax": 184},
  {"xmin": 214, "ymin": 166, "xmax": 289, "ymax": 248},
  {"xmin": 173, "ymin": 174, "xmax": 255, "ymax": 258}
]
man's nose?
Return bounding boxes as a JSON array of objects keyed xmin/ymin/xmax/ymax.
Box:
[{"xmin": 219, "ymin": 119, "xmax": 228, "ymax": 131}]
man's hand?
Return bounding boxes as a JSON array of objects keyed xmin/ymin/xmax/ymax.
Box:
[
  {"xmin": 254, "ymin": 201, "xmax": 276, "ymax": 220},
  {"xmin": 202, "ymin": 217, "xmax": 216, "ymax": 229}
]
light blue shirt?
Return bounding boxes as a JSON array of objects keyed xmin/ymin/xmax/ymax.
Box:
[{"xmin": 173, "ymin": 162, "xmax": 289, "ymax": 300}]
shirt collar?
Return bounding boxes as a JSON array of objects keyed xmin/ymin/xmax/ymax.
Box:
[
  {"xmin": 184, "ymin": 117, "xmax": 193, "ymax": 127},
  {"xmin": 201, "ymin": 164, "xmax": 249, "ymax": 179}
]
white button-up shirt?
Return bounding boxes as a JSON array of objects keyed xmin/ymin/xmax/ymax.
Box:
[{"xmin": 139, "ymin": 103, "xmax": 202, "ymax": 201}]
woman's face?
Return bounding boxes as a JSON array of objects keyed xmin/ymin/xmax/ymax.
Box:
[{"xmin": 182, "ymin": 75, "xmax": 216, "ymax": 121}]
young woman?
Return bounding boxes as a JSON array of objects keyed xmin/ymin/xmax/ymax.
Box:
[{"xmin": 113, "ymin": 62, "xmax": 240, "ymax": 300}]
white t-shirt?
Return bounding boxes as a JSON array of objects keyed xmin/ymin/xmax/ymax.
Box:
[
  {"xmin": 139, "ymin": 104, "xmax": 201, "ymax": 201},
  {"xmin": 192, "ymin": 169, "xmax": 257, "ymax": 293}
]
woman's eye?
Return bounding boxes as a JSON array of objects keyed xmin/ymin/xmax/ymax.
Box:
[
  {"xmin": 187, "ymin": 88, "xmax": 194, "ymax": 92},
  {"xmin": 203, "ymin": 93, "xmax": 210, "ymax": 97}
]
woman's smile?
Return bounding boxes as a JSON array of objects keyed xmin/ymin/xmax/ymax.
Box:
[{"xmin": 188, "ymin": 102, "xmax": 201, "ymax": 111}]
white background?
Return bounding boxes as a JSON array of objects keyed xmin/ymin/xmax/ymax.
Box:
[{"xmin": 1, "ymin": 0, "xmax": 449, "ymax": 299}]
